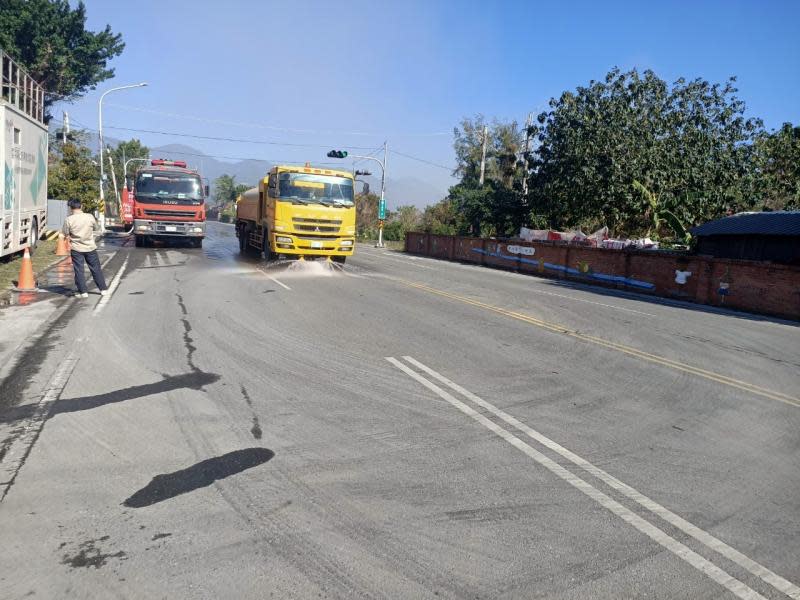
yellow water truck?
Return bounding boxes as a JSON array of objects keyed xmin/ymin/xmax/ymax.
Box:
[{"xmin": 235, "ymin": 164, "xmax": 356, "ymax": 263}]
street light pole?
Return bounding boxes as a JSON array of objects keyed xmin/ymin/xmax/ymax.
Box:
[
  {"xmin": 378, "ymin": 141, "xmax": 387, "ymax": 248},
  {"xmin": 123, "ymin": 157, "xmax": 150, "ymax": 179},
  {"xmin": 98, "ymin": 82, "xmax": 147, "ymax": 230},
  {"xmin": 341, "ymin": 141, "xmax": 387, "ymax": 248}
]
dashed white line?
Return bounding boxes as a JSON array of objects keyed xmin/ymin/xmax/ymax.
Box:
[
  {"xmin": 401, "ymin": 356, "xmax": 800, "ymax": 599},
  {"xmin": 266, "ymin": 276, "xmax": 291, "ymax": 290},
  {"xmin": 387, "ymin": 356, "xmax": 793, "ymax": 600},
  {"xmin": 93, "ymin": 256, "xmax": 128, "ymax": 315}
]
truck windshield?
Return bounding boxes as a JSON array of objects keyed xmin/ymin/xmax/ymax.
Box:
[
  {"xmin": 135, "ymin": 172, "xmax": 204, "ymax": 203},
  {"xmin": 277, "ymin": 173, "xmax": 354, "ymax": 206}
]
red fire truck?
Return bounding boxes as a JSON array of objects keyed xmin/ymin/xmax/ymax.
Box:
[{"xmin": 128, "ymin": 159, "xmax": 208, "ymax": 247}]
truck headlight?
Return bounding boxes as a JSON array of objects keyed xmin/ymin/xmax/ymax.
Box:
[
  {"xmin": 191, "ymin": 227, "xmax": 204, "ymax": 233},
  {"xmin": 137, "ymin": 225, "xmax": 150, "ymax": 231},
  {"xmin": 276, "ymin": 236, "xmax": 292, "ymax": 244},
  {"xmin": 340, "ymin": 240, "xmax": 353, "ymax": 246}
]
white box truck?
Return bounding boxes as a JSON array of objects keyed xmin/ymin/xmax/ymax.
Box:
[{"xmin": 1, "ymin": 49, "xmax": 47, "ymax": 258}]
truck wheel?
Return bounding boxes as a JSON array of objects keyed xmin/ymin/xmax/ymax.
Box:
[
  {"xmin": 238, "ymin": 228, "xmax": 247, "ymax": 253},
  {"xmin": 29, "ymin": 218, "xmax": 39, "ymax": 250},
  {"xmin": 332, "ymin": 256, "xmax": 346, "ymax": 264},
  {"xmin": 135, "ymin": 235, "xmax": 144, "ymax": 248},
  {"xmin": 192, "ymin": 238, "xmax": 203, "ymax": 248}
]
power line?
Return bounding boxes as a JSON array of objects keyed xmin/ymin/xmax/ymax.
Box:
[
  {"xmin": 51, "ymin": 118, "xmax": 455, "ymax": 173},
  {"xmin": 388, "ymin": 149, "xmax": 454, "ymax": 171},
  {"xmin": 52, "ymin": 119, "xmax": 378, "ymax": 150},
  {"xmin": 104, "ymin": 102, "xmax": 451, "ymax": 138},
  {"xmin": 102, "ymin": 125, "xmax": 379, "ymax": 150},
  {"xmin": 48, "ymin": 120, "xmax": 346, "ymax": 166}
]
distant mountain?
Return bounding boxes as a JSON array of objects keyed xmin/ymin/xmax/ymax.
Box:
[
  {"xmin": 99, "ymin": 142, "xmax": 448, "ymax": 208},
  {"xmin": 149, "ymin": 144, "xmax": 271, "ymax": 196}
]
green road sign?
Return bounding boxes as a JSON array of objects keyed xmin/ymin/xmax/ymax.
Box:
[{"xmin": 378, "ymin": 198, "xmax": 386, "ymax": 220}]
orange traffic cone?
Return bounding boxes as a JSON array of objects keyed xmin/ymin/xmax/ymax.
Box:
[
  {"xmin": 14, "ymin": 247, "xmax": 37, "ymax": 291},
  {"xmin": 55, "ymin": 233, "xmax": 70, "ymax": 256}
]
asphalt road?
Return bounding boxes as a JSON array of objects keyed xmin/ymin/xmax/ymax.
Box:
[{"xmin": 0, "ymin": 221, "xmax": 798, "ymax": 599}]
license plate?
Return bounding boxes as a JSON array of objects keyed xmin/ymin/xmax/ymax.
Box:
[
  {"xmin": 311, "ymin": 241, "xmax": 323, "ymax": 249},
  {"xmin": 165, "ymin": 226, "xmax": 177, "ymax": 232}
]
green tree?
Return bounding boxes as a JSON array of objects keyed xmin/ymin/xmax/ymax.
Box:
[
  {"xmin": 383, "ymin": 205, "xmax": 421, "ymax": 241},
  {"xmin": 356, "ymin": 191, "xmax": 379, "ymax": 239},
  {"xmin": 421, "ymin": 198, "xmax": 460, "ymax": 235},
  {"xmin": 754, "ymin": 123, "xmax": 800, "ymax": 210},
  {"xmin": 108, "ymin": 139, "xmax": 149, "ymax": 192},
  {"xmin": 234, "ymin": 183, "xmax": 251, "ymax": 197},
  {"xmin": 450, "ymin": 116, "xmax": 527, "ymax": 237},
  {"xmin": 528, "ymin": 68, "xmax": 763, "ymax": 236},
  {"xmin": 48, "ymin": 141, "xmax": 100, "ymax": 211},
  {"xmin": 213, "ymin": 174, "xmax": 238, "ymax": 207},
  {"xmin": 0, "ymin": 0, "xmax": 125, "ymax": 121}
]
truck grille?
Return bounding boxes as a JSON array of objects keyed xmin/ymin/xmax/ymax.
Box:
[
  {"xmin": 144, "ymin": 209, "xmax": 197, "ymax": 218},
  {"xmin": 292, "ymin": 217, "xmax": 342, "ymax": 225},
  {"xmin": 294, "ymin": 224, "xmax": 340, "ymax": 233}
]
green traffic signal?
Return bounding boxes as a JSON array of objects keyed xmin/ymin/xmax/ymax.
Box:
[{"xmin": 327, "ymin": 150, "xmax": 348, "ymax": 159}]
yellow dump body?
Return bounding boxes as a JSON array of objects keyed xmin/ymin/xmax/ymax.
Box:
[{"xmin": 235, "ymin": 165, "xmax": 356, "ymax": 259}]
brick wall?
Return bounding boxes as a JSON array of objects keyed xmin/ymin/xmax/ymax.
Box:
[{"xmin": 404, "ymin": 233, "xmax": 800, "ymax": 320}]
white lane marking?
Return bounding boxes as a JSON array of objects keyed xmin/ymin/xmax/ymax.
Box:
[
  {"xmin": 361, "ymin": 251, "xmax": 656, "ymax": 316},
  {"xmin": 518, "ymin": 286, "xmax": 656, "ymax": 316},
  {"xmin": 0, "ymin": 351, "xmax": 79, "ymax": 502},
  {"xmin": 367, "ymin": 252, "xmax": 437, "ymax": 270},
  {"xmin": 93, "ymin": 256, "xmax": 128, "ymax": 316},
  {"xmin": 386, "ymin": 357, "xmax": 767, "ymax": 600},
  {"xmin": 401, "ymin": 356, "xmax": 800, "ymax": 600},
  {"xmin": 267, "ymin": 276, "xmax": 291, "ymax": 291}
]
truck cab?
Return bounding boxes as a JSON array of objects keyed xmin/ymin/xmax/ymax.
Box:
[
  {"xmin": 131, "ymin": 159, "xmax": 208, "ymax": 247},
  {"xmin": 236, "ymin": 165, "xmax": 357, "ymax": 262}
]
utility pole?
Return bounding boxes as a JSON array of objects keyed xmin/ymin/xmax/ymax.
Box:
[
  {"xmin": 521, "ymin": 112, "xmax": 532, "ymax": 200},
  {"xmin": 328, "ymin": 145, "xmax": 387, "ymax": 248},
  {"xmin": 377, "ymin": 141, "xmax": 387, "ymax": 248},
  {"xmin": 107, "ymin": 150, "xmax": 120, "ymax": 208},
  {"xmin": 479, "ymin": 125, "xmax": 489, "ymax": 186},
  {"xmin": 62, "ymin": 111, "xmax": 69, "ymax": 144},
  {"xmin": 98, "ymin": 82, "xmax": 148, "ymax": 230}
]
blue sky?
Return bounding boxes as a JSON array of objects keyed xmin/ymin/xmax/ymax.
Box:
[{"xmin": 57, "ymin": 0, "xmax": 800, "ymax": 205}]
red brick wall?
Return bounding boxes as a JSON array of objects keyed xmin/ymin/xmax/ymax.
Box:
[{"xmin": 405, "ymin": 233, "xmax": 800, "ymax": 320}]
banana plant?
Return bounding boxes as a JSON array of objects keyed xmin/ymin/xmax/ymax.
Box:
[{"xmin": 633, "ymin": 180, "xmax": 691, "ymax": 244}]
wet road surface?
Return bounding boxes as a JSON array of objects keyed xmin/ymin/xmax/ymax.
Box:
[{"xmin": 0, "ymin": 221, "xmax": 798, "ymax": 599}]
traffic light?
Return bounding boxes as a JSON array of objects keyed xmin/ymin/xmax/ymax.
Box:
[
  {"xmin": 354, "ymin": 170, "xmax": 372, "ymax": 176},
  {"xmin": 327, "ymin": 150, "xmax": 348, "ymax": 158}
]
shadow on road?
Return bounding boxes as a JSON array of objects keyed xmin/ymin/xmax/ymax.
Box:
[
  {"xmin": 0, "ymin": 371, "xmax": 220, "ymax": 425},
  {"xmin": 123, "ymin": 447, "xmax": 275, "ymax": 508}
]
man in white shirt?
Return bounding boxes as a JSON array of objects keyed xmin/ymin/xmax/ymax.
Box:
[{"xmin": 61, "ymin": 199, "xmax": 108, "ymax": 298}]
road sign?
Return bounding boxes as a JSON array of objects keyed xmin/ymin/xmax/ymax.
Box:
[{"xmin": 378, "ymin": 198, "xmax": 386, "ymax": 220}]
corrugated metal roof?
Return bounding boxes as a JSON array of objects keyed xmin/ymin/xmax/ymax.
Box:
[{"xmin": 691, "ymin": 211, "xmax": 800, "ymax": 236}]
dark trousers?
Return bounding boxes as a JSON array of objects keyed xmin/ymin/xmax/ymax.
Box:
[{"xmin": 71, "ymin": 249, "xmax": 107, "ymax": 293}]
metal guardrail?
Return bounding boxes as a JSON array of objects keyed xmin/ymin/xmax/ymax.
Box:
[{"xmin": 1, "ymin": 48, "xmax": 45, "ymax": 124}]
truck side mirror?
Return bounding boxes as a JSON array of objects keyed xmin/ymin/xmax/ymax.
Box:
[
  {"xmin": 204, "ymin": 185, "xmax": 210, "ymax": 197},
  {"xmin": 125, "ymin": 176, "xmax": 133, "ymax": 192}
]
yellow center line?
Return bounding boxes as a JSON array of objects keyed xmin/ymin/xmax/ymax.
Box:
[{"xmin": 399, "ymin": 279, "xmax": 800, "ymax": 409}]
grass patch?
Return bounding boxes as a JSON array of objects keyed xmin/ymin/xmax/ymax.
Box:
[
  {"xmin": 357, "ymin": 239, "xmax": 405, "ymax": 251},
  {"xmin": 0, "ymin": 239, "xmax": 63, "ymax": 292}
]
